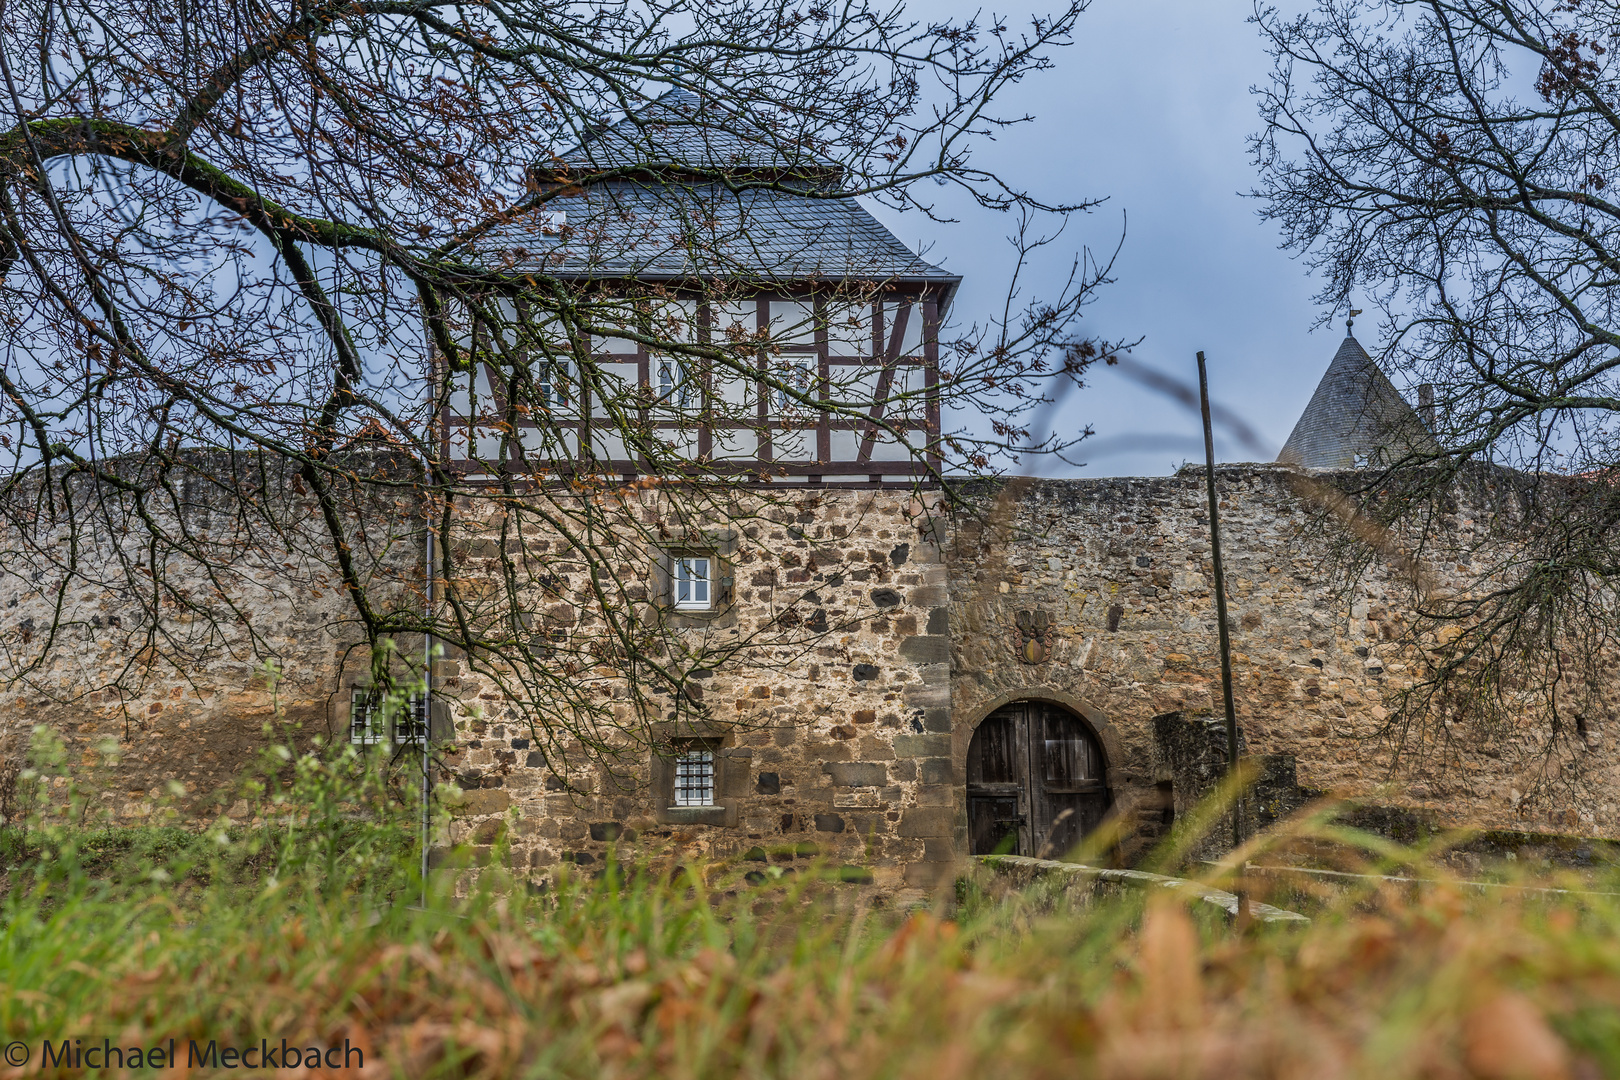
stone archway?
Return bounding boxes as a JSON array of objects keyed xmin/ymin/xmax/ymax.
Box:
[{"xmin": 964, "ymin": 695, "xmax": 1115, "ymax": 858}]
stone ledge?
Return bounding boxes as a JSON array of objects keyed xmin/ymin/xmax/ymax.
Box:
[{"xmin": 977, "ymin": 854, "xmax": 1310, "ymax": 924}]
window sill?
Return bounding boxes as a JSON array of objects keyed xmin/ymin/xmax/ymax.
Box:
[
  {"xmin": 664, "ymin": 606, "xmax": 736, "ymax": 629},
  {"xmin": 656, "ymin": 804, "xmax": 734, "ymax": 827}
]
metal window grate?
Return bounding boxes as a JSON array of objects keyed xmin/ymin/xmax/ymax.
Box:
[
  {"xmin": 351, "ymin": 689, "xmax": 427, "ymax": 746},
  {"xmin": 395, "ymin": 695, "xmax": 428, "ymax": 746},
  {"xmin": 673, "ymin": 749, "xmax": 715, "ymax": 806}
]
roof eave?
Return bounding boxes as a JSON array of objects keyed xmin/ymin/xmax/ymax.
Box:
[{"xmin": 526, "ymin": 267, "xmax": 959, "ymax": 291}]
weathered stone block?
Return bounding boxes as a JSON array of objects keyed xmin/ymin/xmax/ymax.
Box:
[
  {"xmin": 450, "ymin": 788, "xmax": 510, "ymax": 817},
  {"xmin": 843, "ymin": 813, "xmax": 889, "ymax": 836},
  {"xmin": 898, "ymin": 635, "xmax": 949, "ymax": 663},
  {"xmin": 822, "ymin": 762, "xmax": 887, "ymax": 787},
  {"xmin": 918, "ymin": 757, "xmax": 954, "ymax": 785},
  {"xmin": 896, "ymin": 806, "xmax": 955, "ymax": 837},
  {"xmin": 903, "ymin": 861, "xmax": 955, "ymax": 888},
  {"xmin": 471, "ymin": 818, "xmax": 506, "ymax": 845},
  {"xmin": 893, "ymin": 734, "xmax": 951, "ymax": 759},
  {"xmin": 903, "ymin": 682, "xmax": 950, "ymax": 709},
  {"xmin": 815, "ymin": 813, "xmax": 846, "ymax": 833}
]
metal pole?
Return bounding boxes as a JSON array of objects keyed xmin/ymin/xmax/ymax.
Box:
[
  {"xmin": 1196, "ymin": 352, "xmax": 1242, "ymax": 853},
  {"xmin": 421, "ymin": 525, "xmax": 433, "ymax": 906}
]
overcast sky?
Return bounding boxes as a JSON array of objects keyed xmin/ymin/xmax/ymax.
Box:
[{"xmin": 869, "ymin": 0, "xmax": 1338, "ymax": 477}]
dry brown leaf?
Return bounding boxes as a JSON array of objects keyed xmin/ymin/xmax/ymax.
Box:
[
  {"xmin": 1137, "ymin": 897, "xmax": 1202, "ymax": 1032},
  {"xmin": 594, "ymin": 981, "xmax": 656, "ymax": 1032},
  {"xmin": 1463, "ymin": 992, "xmax": 1571, "ymax": 1080}
]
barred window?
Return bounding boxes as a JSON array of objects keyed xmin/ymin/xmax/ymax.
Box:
[
  {"xmin": 350, "ymin": 688, "xmax": 427, "ymax": 746},
  {"xmin": 394, "ymin": 695, "xmax": 429, "ymax": 746},
  {"xmin": 673, "ymin": 748, "xmax": 715, "ymax": 807}
]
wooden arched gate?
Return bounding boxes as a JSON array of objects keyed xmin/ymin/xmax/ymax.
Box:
[{"xmin": 966, "ymin": 700, "xmax": 1109, "ymax": 857}]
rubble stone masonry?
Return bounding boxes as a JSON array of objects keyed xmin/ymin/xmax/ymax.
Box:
[{"xmin": 7, "ymin": 466, "xmax": 1618, "ymax": 902}]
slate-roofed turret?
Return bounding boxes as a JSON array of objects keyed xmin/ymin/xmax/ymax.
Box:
[{"xmin": 1277, "ymin": 334, "xmax": 1438, "ymax": 469}]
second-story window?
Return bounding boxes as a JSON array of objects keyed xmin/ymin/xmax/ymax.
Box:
[
  {"xmin": 538, "ymin": 360, "xmax": 569, "ymax": 408},
  {"xmin": 777, "ymin": 357, "xmax": 814, "ymax": 410},
  {"xmin": 657, "ymin": 357, "xmax": 693, "ymax": 410},
  {"xmin": 674, "ymin": 556, "xmax": 712, "ymax": 610}
]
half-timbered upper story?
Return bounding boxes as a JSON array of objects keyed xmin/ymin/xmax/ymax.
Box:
[{"xmin": 435, "ymin": 89, "xmax": 959, "ymax": 487}]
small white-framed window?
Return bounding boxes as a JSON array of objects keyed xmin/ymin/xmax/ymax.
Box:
[
  {"xmin": 674, "ymin": 556, "xmax": 712, "ymax": 610},
  {"xmin": 350, "ymin": 688, "xmax": 427, "ymax": 746},
  {"xmin": 656, "ymin": 356, "xmax": 693, "ymax": 410},
  {"xmin": 777, "ymin": 357, "xmax": 814, "ymax": 410},
  {"xmin": 537, "ymin": 360, "xmax": 569, "ymax": 408},
  {"xmin": 673, "ymin": 746, "xmax": 715, "ymax": 806}
]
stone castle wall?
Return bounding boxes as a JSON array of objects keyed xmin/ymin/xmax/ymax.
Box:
[
  {"xmin": 0, "ymin": 458, "xmax": 404, "ymax": 823},
  {"xmin": 6, "ymin": 464, "xmax": 1618, "ymax": 902},
  {"xmin": 0, "ymin": 480, "xmax": 967, "ymax": 899},
  {"xmin": 434, "ymin": 487, "xmax": 959, "ymax": 895},
  {"xmin": 948, "ymin": 469, "xmax": 1620, "ymax": 850}
]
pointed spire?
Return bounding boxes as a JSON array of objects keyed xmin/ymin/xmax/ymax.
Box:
[{"xmin": 1277, "ymin": 334, "xmax": 1439, "ymax": 469}]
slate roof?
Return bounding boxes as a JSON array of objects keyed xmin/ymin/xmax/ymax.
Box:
[
  {"xmin": 484, "ymin": 181, "xmax": 956, "ymax": 286},
  {"xmin": 545, "ymin": 88, "xmax": 839, "ymax": 177},
  {"xmin": 1277, "ymin": 335, "xmax": 1439, "ymax": 469},
  {"xmin": 475, "ymin": 89, "xmax": 958, "ymax": 299}
]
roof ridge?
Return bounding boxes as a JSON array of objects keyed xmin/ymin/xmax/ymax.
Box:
[{"xmin": 547, "ymin": 85, "xmax": 840, "ymax": 177}]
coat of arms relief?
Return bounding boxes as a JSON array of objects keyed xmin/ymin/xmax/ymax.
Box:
[{"xmin": 1014, "ymin": 609, "xmax": 1054, "ymax": 665}]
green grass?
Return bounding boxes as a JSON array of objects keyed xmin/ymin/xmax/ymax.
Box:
[{"xmin": 4, "ymin": 743, "xmax": 1620, "ymax": 1078}]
